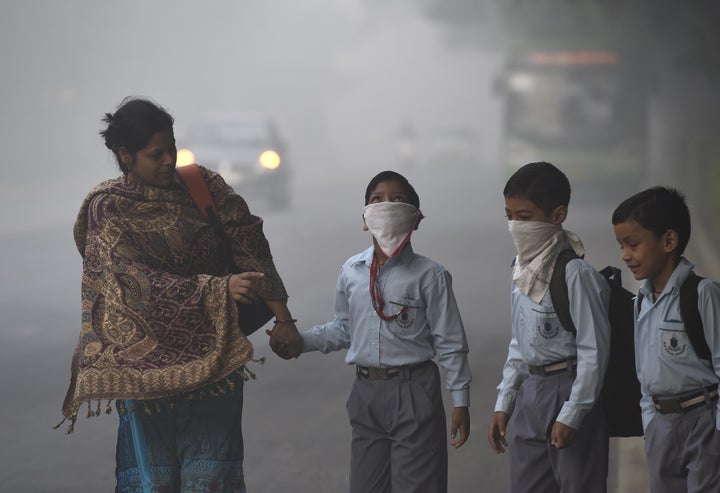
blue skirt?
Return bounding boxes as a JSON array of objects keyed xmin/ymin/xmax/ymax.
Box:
[{"xmin": 115, "ymin": 375, "xmax": 246, "ymax": 493}]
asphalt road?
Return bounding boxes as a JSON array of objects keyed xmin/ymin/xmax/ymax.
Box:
[{"xmin": 0, "ymin": 161, "xmax": 668, "ymax": 492}]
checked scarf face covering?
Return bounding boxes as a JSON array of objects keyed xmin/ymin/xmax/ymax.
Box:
[
  {"xmin": 508, "ymin": 220, "xmax": 585, "ymax": 303},
  {"xmin": 363, "ymin": 202, "xmax": 422, "ymax": 258}
]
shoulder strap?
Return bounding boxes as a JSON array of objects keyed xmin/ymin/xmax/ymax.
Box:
[
  {"xmin": 636, "ymin": 291, "xmax": 645, "ymax": 315},
  {"xmin": 680, "ymin": 272, "xmax": 711, "ymax": 361},
  {"xmin": 175, "ymin": 164, "xmax": 218, "ymax": 223},
  {"xmin": 549, "ymin": 249, "xmax": 580, "ymax": 337},
  {"xmin": 599, "ymin": 265, "xmax": 623, "ymax": 288}
]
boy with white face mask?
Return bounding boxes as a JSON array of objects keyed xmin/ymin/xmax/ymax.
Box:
[
  {"xmin": 488, "ymin": 162, "xmax": 611, "ymax": 493},
  {"xmin": 296, "ymin": 171, "xmax": 471, "ymax": 493}
]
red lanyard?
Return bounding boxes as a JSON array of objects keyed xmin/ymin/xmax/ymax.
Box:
[{"xmin": 369, "ymin": 256, "xmax": 408, "ymax": 321}]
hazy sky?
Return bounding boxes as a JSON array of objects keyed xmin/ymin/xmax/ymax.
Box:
[{"xmin": 0, "ymin": 0, "xmax": 500, "ymax": 232}]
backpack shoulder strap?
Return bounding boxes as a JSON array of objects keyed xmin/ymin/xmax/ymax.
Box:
[
  {"xmin": 636, "ymin": 291, "xmax": 645, "ymax": 315},
  {"xmin": 680, "ymin": 272, "xmax": 711, "ymax": 361},
  {"xmin": 599, "ymin": 265, "xmax": 622, "ymax": 288},
  {"xmin": 549, "ymin": 249, "xmax": 580, "ymax": 337}
]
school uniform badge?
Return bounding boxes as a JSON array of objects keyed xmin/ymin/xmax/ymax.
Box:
[
  {"xmin": 394, "ymin": 308, "xmax": 415, "ymax": 330},
  {"xmin": 662, "ymin": 330, "xmax": 688, "ymax": 358},
  {"xmin": 537, "ymin": 320, "xmax": 559, "ymax": 339}
]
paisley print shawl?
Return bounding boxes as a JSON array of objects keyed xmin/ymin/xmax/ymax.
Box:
[{"xmin": 61, "ymin": 167, "xmax": 287, "ymax": 422}]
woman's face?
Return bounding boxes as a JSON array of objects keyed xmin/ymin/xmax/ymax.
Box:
[{"xmin": 120, "ymin": 130, "xmax": 177, "ymax": 188}]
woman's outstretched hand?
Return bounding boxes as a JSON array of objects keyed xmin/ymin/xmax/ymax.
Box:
[{"xmin": 228, "ymin": 272, "xmax": 265, "ymax": 304}]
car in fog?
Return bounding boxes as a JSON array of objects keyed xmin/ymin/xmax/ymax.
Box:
[{"xmin": 177, "ymin": 111, "xmax": 291, "ymax": 210}]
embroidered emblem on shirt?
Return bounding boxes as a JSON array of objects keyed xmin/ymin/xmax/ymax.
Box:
[
  {"xmin": 394, "ymin": 309, "xmax": 414, "ymax": 329},
  {"xmin": 537, "ymin": 320, "xmax": 559, "ymax": 339},
  {"xmin": 662, "ymin": 330, "xmax": 688, "ymax": 358}
]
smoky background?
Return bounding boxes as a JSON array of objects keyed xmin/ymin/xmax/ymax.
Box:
[
  {"xmin": 0, "ymin": 0, "xmax": 503, "ymax": 232},
  {"xmin": 1, "ymin": 1, "xmax": 719, "ymax": 492}
]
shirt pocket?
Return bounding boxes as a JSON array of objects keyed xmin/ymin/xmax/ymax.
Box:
[
  {"xmin": 531, "ymin": 306, "xmax": 572, "ymax": 348},
  {"xmin": 387, "ymin": 296, "xmax": 425, "ymax": 336},
  {"xmin": 659, "ymin": 322, "xmax": 689, "ymax": 359}
]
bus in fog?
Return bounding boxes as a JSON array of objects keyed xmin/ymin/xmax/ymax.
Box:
[{"xmin": 494, "ymin": 47, "xmax": 649, "ymax": 186}]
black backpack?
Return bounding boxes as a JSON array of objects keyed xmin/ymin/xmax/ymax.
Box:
[
  {"xmin": 549, "ymin": 249, "xmax": 642, "ymax": 437},
  {"xmin": 550, "ymin": 250, "xmax": 709, "ymax": 437}
]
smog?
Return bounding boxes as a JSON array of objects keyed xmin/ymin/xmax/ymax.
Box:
[{"xmin": 1, "ymin": 1, "xmax": 718, "ymax": 492}]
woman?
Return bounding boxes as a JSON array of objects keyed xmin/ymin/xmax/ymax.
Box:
[{"xmin": 59, "ymin": 97, "xmax": 301, "ymax": 492}]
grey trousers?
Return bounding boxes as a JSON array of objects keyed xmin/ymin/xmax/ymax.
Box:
[
  {"xmin": 507, "ymin": 373, "xmax": 608, "ymax": 493},
  {"xmin": 644, "ymin": 404, "xmax": 720, "ymax": 493},
  {"xmin": 346, "ymin": 361, "xmax": 448, "ymax": 493}
]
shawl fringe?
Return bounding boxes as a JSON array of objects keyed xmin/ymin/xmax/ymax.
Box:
[{"xmin": 55, "ymin": 359, "xmax": 265, "ymax": 434}]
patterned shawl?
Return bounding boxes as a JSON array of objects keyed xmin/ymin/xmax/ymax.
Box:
[{"xmin": 60, "ymin": 166, "xmax": 287, "ymax": 425}]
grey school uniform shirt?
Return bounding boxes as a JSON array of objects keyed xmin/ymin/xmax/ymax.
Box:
[
  {"xmin": 494, "ymin": 256, "xmax": 611, "ymax": 429},
  {"xmin": 636, "ymin": 257, "xmax": 720, "ymax": 431},
  {"xmin": 300, "ymin": 244, "xmax": 471, "ymax": 407}
]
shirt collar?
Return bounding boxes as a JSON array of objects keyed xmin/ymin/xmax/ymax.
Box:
[
  {"xmin": 353, "ymin": 243, "xmax": 415, "ymax": 268},
  {"xmin": 638, "ymin": 257, "xmax": 694, "ymax": 297}
]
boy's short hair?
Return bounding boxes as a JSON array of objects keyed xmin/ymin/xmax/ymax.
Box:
[
  {"xmin": 365, "ymin": 170, "xmax": 420, "ymax": 209},
  {"xmin": 612, "ymin": 186, "xmax": 691, "ymax": 255},
  {"xmin": 503, "ymin": 162, "xmax": 571, "ymax": 215}
]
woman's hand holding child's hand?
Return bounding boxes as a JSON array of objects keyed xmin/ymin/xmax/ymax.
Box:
[{"xmin": 267, "ymin": 321, "xmax": 303, "ymax": 359}]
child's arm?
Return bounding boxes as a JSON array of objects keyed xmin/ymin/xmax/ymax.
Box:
[
  {"xmin": 424, "ymin": 270, "xmax": 472, "ymax": 449},
  {"xmin": 557, "ymin": 261, "xmax": 611, "ymax": 431},
  {"xmin": 488, "ymin": 335, "xmax": 523, "ymax": 453},
  {"xmin": 635, "ymin": 295, "xmax": 657, "ymax": 431},
  {"xmin": 698, "ymin": 278, "xmax": 720, "ymax": 430},
  {"xmin": 299, "ymin": 270, "xmax": 352, "ymax": 354},
  {"xmin": 425, "ymin": 270, "xmax": 471, "ymax": 407},
  {"xmin": 494, "ymin": 334, "xmax": 525, "ymax": 415}
]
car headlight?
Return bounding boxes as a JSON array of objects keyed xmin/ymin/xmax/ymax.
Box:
[
  {"xmin": 259, "ymin": 150, "xmax": 281, "ymax": 170},
  {"xmin": 176, "ymin": 148, "xmax": 195, "ymax": 167}
]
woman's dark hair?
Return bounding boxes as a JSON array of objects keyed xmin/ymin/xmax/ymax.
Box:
[
  {"xmin": 100, "ymin": 97, "xmax": 175, "ymax": 174},
  {"xmin": 503, "ymin": 161, "xmax": 571, "ymax": 215},
  {"xmin": 364, "ymin": 170, "xmax": 420, "ymax": 208},
  {"xmin": 612, "ymin": 186, "xmax": 691, "ymax": 255}
]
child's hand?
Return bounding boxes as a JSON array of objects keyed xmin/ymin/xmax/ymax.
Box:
[
  {"xmin": 550, "ymin": 421, "xmax": 577, "ymax": 449},
  {"xmin": 488, "ymin": 411, "xmax": 509, "ymax": 454},
  {"xmin": 450, "ymin": 407, "xmax": 470, "ymax": 448}
]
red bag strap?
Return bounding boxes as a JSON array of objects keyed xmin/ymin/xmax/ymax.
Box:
[{"xmin": 175, "ymin": 164, "xmax": 217, "ymax": 222}]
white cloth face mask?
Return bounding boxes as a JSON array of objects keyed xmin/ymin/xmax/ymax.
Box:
[
  {"xmin": 508, "ymin": 220, "xmax": 563, "ymax": 266},
  {"xmin": 507, "ymin": 219, "xmax": 585, "ymax": 303},
  {"xmin": 363, "ymin": 202, "xmax": 422, "ymax": 258}
]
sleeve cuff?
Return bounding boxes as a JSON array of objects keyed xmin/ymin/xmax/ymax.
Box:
[
  {"xmin": 300, "ymin": 332, "xmax": 317, "ymax": 353},
  {"xmin": 556, "ymin": 402, "xmax": 588, "ymax": 429},
  {"xmin": 494, "ymin": 390, "xmax": 516, "ymax": 415},
  {"xmin": 451, "ymin": 388, "xmax": 470, "ymax": 408}
]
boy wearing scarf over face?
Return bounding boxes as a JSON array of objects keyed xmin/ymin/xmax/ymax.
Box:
[
  {"xmin": 488, "ymin": 162, "xmax": 611, "ymax": 493},
  {"xmin": 296, "ymin": 171, "xmax": 471, "ymax": 493}
]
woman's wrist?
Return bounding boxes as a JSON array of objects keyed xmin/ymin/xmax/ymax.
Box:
[{"xmin": 273, "ymin": 318, "xmax": 297, "ymax": 324}]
